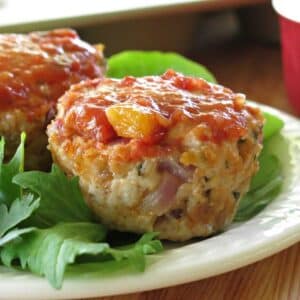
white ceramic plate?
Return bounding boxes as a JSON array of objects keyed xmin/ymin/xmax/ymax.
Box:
[
  {"xmin": 0, "ymin": 0, "xmax": 266, "ymax": 32},
  {"xmin": 0, "ymin": 103, "xmax": 299, "ymax": 300}
]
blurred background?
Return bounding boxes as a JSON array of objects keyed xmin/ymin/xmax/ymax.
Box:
[
  {"xmin": 0, "ymin": 0, "xmax": 277, "ymax": 54},
  {"xmin": 0, "ymin": 0, "xmax": 293, "ymax": 113}
]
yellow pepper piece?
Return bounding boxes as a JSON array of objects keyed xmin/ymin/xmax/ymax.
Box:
[
  {"xmin": 106, "ymin": 104, "xmax": 162, "ymax": 139},
  {"xmin": 180, "ymin": 151, "xmax": 198, "ymax": 166}
]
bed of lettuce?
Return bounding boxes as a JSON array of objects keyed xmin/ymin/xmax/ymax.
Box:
[{"xmin": 0, "ymin": 51, "xmax": 284, "ymax": 289}]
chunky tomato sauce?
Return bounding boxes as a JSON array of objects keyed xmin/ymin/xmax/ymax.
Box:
[
  {"xmin": 56, "ymin": 70, "xmax": 263, "ymax": 161},
  {"xmin": 0, "ymin": 29, "xmax": 104, "ymax": 119}
]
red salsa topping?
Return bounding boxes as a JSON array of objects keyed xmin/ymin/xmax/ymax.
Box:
[
  {"xmin": 0, "ymin": 29, "xmax": 104, "ymax": 119},
  {"xmin": 57, "ymin": 70, "xmax": 262, "ymax": 161}
]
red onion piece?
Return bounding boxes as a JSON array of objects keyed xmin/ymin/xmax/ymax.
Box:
[{"xmin": 142, "ymin": 172, "xmax": 182, "ymax": 214}]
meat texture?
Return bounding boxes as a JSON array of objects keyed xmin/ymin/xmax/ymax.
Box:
[
  {"xmin": 0, "ymin": 28, "xmax": 105, "ymax": 168},
  {"xmin": 48, "ymin": 70, "xmax": 264, "ymax": 241}
]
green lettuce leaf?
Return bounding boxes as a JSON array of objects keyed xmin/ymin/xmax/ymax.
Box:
[
  {"xmin": 0, "ymin": 223, "xmax": 162, "ymax": 289},
  {"xmin": 107, "ymin": 51, "xmax": 216, "ymax": 82},
  {"xmin": 0, "ymin": 132, "xmax": 25, "ymax": 206},
  {"xmin": 234, "ymin": 112, "xmax": 284, "ymax": 222},
  {"xmin": 0, "ymin": 194, "xmax": 39, "ymax": 238},
  {"xmin": 13, "ymin": 164, "xmax": 93, "ymax": 227},
  {"xmin": 0, "ymin": 228, "xmax": 35, "ymax": 247},
  {"xmin": 249, "ymin": 152, "xmax": 281, "ymax": 191},
  {"xmin": 234, "ymin": 148, "xmax": 283, "ymax": 222},
  {"xmin": 263, "ymin": 112, "xmax": 284, "ymax": 140},
  {"xmin": 0, "ymin": 134, "xmax": 38, "ymax": 246},
  {"xmin": 67, "ymin": 232, "xmax": 163, "ymax": 278}
]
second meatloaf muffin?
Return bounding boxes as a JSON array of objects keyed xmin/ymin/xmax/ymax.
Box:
[
  {"xmin": 48, "ymin": 70, "xmax": 264, "ymax": 241},
  {"xmin": 0, "ymin": 28, "xmax": 105, "ymax": 168}
]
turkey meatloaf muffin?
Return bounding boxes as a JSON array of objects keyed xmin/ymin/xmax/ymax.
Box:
[
  {"xmin": 48, "ymin": 70, "xmax": 264, "ymax": 241},
  {"xmin": 0, "ymin": 28, "xmax": 105, "ymax": 168}
]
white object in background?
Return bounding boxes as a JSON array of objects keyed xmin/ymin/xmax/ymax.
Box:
[
  {"xmin": 272, "ymin": 0, "xmax": 300, "ymax": 22},
  {"xmin": 0, "ymin": 0, "xmax": 267, "ymax": 32}
]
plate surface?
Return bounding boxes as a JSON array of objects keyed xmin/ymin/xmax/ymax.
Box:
[{"xmin": 0, "ymin": 103, "xmax": 300, "ymax": 300}]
